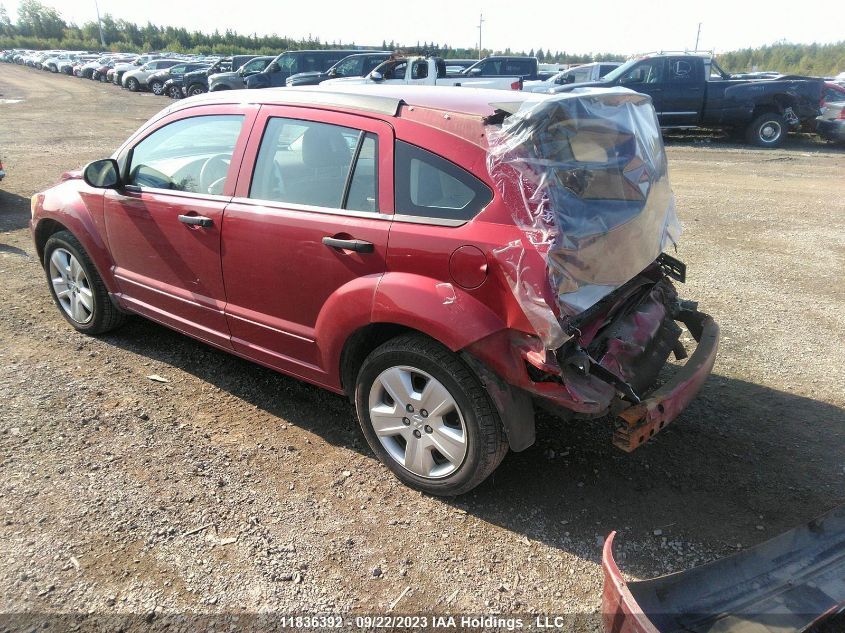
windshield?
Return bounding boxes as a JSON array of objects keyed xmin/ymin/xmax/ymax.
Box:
[{"xmin": 601, "ymin": 59, "xmax": 640, "ymax": 82}]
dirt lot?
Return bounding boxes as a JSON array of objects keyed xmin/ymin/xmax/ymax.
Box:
[{"xmin": 1, "ymin": 63, "xmax": 844, "ymax": 630}]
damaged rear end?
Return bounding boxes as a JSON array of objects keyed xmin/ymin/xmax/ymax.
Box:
[{"xmin": 484, "ymin": 87, "xmax": 719, "ymax": 449}]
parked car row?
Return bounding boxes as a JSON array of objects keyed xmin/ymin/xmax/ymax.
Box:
[{"xmin": 3, "ymin": 48, "xmax": 842, "ymax": 145}]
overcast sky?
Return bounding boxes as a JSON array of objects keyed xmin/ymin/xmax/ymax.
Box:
[{"xmin": 4, "ymin": 0, "xmax": 842, "ymax": 55}]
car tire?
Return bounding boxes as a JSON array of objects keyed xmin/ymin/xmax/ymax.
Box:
[
  {"xmin": 126, "ymin": 77, "xmax": 139, "ymax": 92},
  {"xmin": 186, "ymin": 84, "xmax": 206, "ymax": 97},
  {"xmin": 167, "ymin": 85, "xmax": 182, "ymax": 99},
  {"xmin": 746, "ymin": 112, "xmax": 787, "ymax": 148},
  {"xmin": 150, "ymin": 80, "xmax": 164, "ymax": 95},
  {"xmin": 43, "ymin": 231, "xmax": 126, "ymax": 335},
  {"xmin": 354, "ymin": 334, "xmax": 509, "ymax": 496}
]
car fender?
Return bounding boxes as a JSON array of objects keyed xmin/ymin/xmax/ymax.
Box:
[
  {"xmin": 314, "ymin": 272, "xmax": 507, "ymax": 387},
  {"xmin": 32, "ymin": 182, "xmax": 119, "ymax": 295},
  {"xmin": 373, "ymin": 272, "xmax": 506, "ymax": 351}
]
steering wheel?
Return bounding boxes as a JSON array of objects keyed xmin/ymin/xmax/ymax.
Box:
[{"xmin": 199, "ymin": 153, "xmax": 230, "ymax": 195}]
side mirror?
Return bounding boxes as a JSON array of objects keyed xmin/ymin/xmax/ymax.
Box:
[
  {"xmin": 370, "ymin": 71, "xmax": 383, "ymax": 82},
  {"xmin": 83, "ymin": 159, "xmax": 121, "ymax": 189},
  {"xmin": 468, "ymin": 68, "xmax": 482, "ymax": 76}
]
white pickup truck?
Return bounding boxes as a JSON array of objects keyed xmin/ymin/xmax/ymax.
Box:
[{"xmin": 321, "ymin": 56, "xmax": 523, "ymax": 91}]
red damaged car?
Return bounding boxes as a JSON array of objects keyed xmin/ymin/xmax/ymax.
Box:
[{"xmin": 30, "ymin": 85, "xmax": 718, "ymax": 495}]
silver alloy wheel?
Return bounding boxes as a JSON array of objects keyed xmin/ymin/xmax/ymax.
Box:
[
  {"xmin": 151, "ymin": 82, "xmax": 163, "ymax": 95},
  {"xmin": 368, "ymin": 366, "xmax": 468, "ymax": 479},
  {"xmin": 760, "ymin": 120, "xmax": 782, "ymax": 142},
  {"xmin": 49, "ymin": 248, "xmax": 94, "ymax": 324}
]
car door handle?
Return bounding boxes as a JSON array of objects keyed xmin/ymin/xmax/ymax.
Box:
[
  {"xmin": 322, "ymin": 236, "xmax": 374, "ymax": 253},
  {"xmin": 178, "ymin": 214, "xmax": 213, "ymax": 227}
]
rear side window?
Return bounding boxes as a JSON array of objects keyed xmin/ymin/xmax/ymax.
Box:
[
  {"xmin": 670, "ymin": 59, "xmax": 696, "ymax": 82},
  {"xmin": 395, "ymin": 141, "xmax": 492, "ymax": 221},
  {"xmin": 249, "ymin": 118, "xmax": 378, "ymax": 212}
]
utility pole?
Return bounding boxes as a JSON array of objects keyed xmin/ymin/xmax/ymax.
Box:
[
  {"xmin": 694, "ymin": 22, "xmax": 701, "ymax": 52},
  {"xmin": 94, "ymin": 0, "xmax": 105, "ymax": 48},
  {"xmin": 477, "ymin": 13, "xmax": 484, "ymax": 60}
]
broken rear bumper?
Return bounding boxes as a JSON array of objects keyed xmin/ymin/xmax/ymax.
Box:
[
  {"xmin": 602, "ymin": 504, "xmax": 845, "ymax": 633},
  {"xmin": 613, "ymin": 310, "xmax": 719, "ymax": 452}
]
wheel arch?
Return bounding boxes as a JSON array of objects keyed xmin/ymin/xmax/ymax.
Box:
[{"xmin": 33, "ymin": 205, "xmax": 119, "ymax": 295}]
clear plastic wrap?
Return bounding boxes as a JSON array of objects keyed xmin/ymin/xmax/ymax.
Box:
[{"xmin": 487, "ymin": 87, "xmax": 682, "ymax": 349}]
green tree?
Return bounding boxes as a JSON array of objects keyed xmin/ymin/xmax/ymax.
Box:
[{"xmin": 16, "ymin": 0, "xmax": 65, "ymax": 39}]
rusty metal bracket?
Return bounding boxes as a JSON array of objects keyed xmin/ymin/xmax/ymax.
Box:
[{"xmin": 614, "ymin": 310, "xmax": 719, "ymax": 452}]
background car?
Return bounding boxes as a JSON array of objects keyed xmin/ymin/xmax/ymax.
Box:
[
  {"xmin": 148, "ymin": 62, "xmax": 211, "ymax": 96},
  {"xmin": 523, "ymin": 61, "xmax": 622, "ymax": 92},
  {"xmin": 122, "ymin": 59, "xmax": 182, "ymax": 92},
  {"xmin": 460, "ymin": 55, "xmax": 540, "ymax": 81},
  {"xmin": 245, "ymin": 49, "xmax": 381, "ymax": 88},
  {"xmin": 209, "ymin": 56, "xmax": 274, "ymax": 91},
  {"xmin": 182, "ymin": 55, "xmax": 253, "ymax": 96},
  {"xmin": 816, "ymin": 101, "xmax": 845, "ymax": 142},
  {"xmin": 285, "ymin": 52, "xmax": 391, "ymax": 87}
]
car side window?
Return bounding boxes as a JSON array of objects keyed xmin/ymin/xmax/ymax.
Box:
[
  {"xmin": 249, "ymin": 118, "xmax": 378, "ymax": 212},
  {"xmin": 620, "ymin": 58, "xmax": 665, "ymax": 84},
  {"xmin": 126, "ymin": 115, "xmax": 244, "ymax": 195},
  {"xmin": 395, "ymin": 141, "xmax": 492, "ymax": 221}
]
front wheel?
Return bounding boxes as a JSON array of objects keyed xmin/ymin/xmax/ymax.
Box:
[
  {"xmin": 167, "ymin": 85, "xmax": 182, "ymax": 99},
  {"xmin": 125, "ymin": 77, "xmax": 139, "ymax": 92},
  {"xmin": 186, "ymin": 84, "xmax": 206, "ymax": 97},
  {"xmin": 43, "ymin": 231, "xmax": 125, "ymax": 335},
  {"xmin": 355, "ymin": 334, "xmax": 509, "ymax": 496},
  {"xmin": 746, "ymin": 112, "xmax": 787, "ymax": 148}
]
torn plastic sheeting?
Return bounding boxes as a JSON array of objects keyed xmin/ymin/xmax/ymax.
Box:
[{"xmin": 487, "ymin": 87, "xmax": 681, "ymax": 349}]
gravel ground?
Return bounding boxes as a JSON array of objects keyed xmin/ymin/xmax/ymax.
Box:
[{"xmin": 1, "ymin": 64, "xmax": 844, "ymax": 631}]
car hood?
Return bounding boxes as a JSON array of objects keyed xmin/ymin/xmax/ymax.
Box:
[
  {"xmin": 209, "ymin": 71, "xmax": 238, "ymax": 80},
  {"xmin": 289, "ymin": 71, "xmax": 325, "ymax": 80}
]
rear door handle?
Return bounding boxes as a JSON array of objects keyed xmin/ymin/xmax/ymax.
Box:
[
  {"xmin": 322, "ymin": 237, "xmax": 374, "ymax": 253},
  {"xmin": 178, "ymin": 214, "xmax": 213, "ymax": 227}
]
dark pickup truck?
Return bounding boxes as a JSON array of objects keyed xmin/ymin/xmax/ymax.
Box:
[{"xmin": 553, "ymin": 53, "xmax": 824, "ymax": 147}]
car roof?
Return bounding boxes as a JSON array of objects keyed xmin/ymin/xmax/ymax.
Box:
[{"xmin": 165, "ymin": 85, "xmax": 544, "ymax": 118}]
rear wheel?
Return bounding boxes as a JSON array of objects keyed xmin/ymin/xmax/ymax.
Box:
[
  {"xmin": 149, "ymin": 80, "xmax": 164, "ymax": 95},
  {"xmin": 354, "ymin": 334, "xmax": 509, "ymax": 496},
  {"xmin": 43, "ymin": 231, "xmax": 125, "ymax": 335},
  {"xmin": 746, "ymin": 112, "xmax": 787, "ymax": 148}
]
